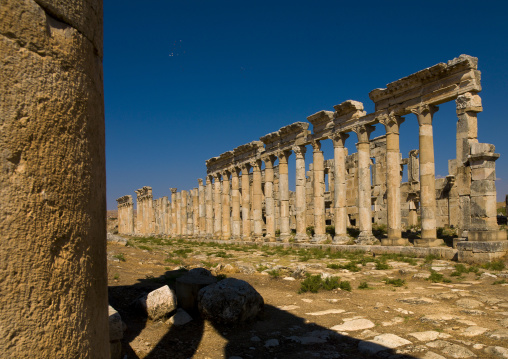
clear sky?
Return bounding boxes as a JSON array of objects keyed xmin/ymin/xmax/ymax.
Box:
[{"xmin": 104, "ymin": 0, "xmax": 508, "ymax": 210}]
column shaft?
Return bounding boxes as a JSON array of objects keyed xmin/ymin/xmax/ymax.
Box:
[
  {"xmin": 198, "ymin": 179, "xmax": 206, "ymax": 237},
  {"xmin": 181, "ymin": 190, "xmax": 188, "ymax": 237},
  {"xmin": 332, "ymin": 134, "xmax": 349, "ymax": 243},
  {"xmin": 213, "ymin": 174, "xmax": 222, "ymax": 239},
  {"xmin": 205, "ymin": 177, "xmax": 213, "ymax": 238},
  {"xmin": 312, "ymin": 141, "xmax": 327, "ymax": 243},
  {"xmin": 241, "ymin": 165, "xmax": 251, "ymax": 240},
  {"xmin": 279, "ymin": 152, "xmax": 291, "ymax": 241},
  {"xmin": 264, "ymin": 157, "xmax": 276, "ymax": 242},
  {"xmin": 294, "ymin": 146, "xmax": 308, "ymax": 242},
  {"xmin": 252, "ymin": 161, "xmax": 263, "ymax": 241},
  {"xmin": 222, "ymin": 172, "xmax": 231, "ymax": 240},
  {"xmin": 231, "ymin": 169, "xmax": 241, "ymax": 239},
  {"xmin": 192, "ymin": 188, "xmax": 199, "ymax": 236},
  {"xmin": 170, "ymin": 189, "xmax": 177, "ymax": 236}
]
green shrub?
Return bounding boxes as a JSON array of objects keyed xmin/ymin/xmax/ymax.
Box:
[
  {"xmin": 384, "ymin": 278, "xmax": 405, "ymax": 287},
  {"xmin": 113, "ymin": 253, "xmax": 126, "ymax": 262},
  {"xmin": 427, "ymin": 270, "xmax": 444, "ymax": 283},
  {"xmin": 215, "ymin": 251, "xmax": 232, "ymax": 258},
  {"xmin": 267, "ymin": 269, "xmax": 281, "ymax": 278},
  {"xmin": 493, "ymin": 279, "xmax": 507, "ymax": 285},
  {"xmin": 339, "ymin": 281, "xmax": 352, "ymax": 292},
  {"xmin": 299, "ymin": 275, "xmax": 323, "ymax": 293},
  {"xmin": 306, "ymin": 226, "xmax": 315, "ymax": 236},
  {"xmin": 322, "ymin": 276, "xmax": 340, "ymax": 290},
  {"xmin": 325, "ymin": 225, "xmax": 335, "ymax": 235},
  {"xmin": 375, "ymin": 260, "xmax": 390, "ymax": 270},
  {"xmin": 358, "ymin": 281, "xmax": 369, "ymax": 289},
  {"xmin": 138, "ymin": 245, "xmax": 152, "ymax": 251},
  {"xmin": 424, "ymin": 254, "xmax": 439, "ymax": 264},
  {"xmin": 482, "ymin": 260, "xmax": 506, "ymax": 271}
]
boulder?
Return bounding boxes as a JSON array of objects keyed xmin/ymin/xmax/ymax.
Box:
[
  {"xmin": 141, "ymin": 285, "xmax": 177, "ymax": 321},
  {"xmin": 198, "ymin": 278, "xmax": 264, "ymax": 324},
  {"xmin": 108, "ymin": 305, "xmax": 125, "ymax": 359}
]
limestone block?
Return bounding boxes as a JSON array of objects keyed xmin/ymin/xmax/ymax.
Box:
[
  {"xmin": 471, "ymin": 142, "xmax": 495, "ymax": 155},
  {"xmin": 458, "ymin": 241, "xmax": 508, "ymax": 263},
  {"xmin": 198, "ymin": 278, "xmax": 264, "ymax": 324},
  {"xmin": 470, "ymin": 180, "xmax": 496, "ymax": 197},
  {"xmin": 142, "ymin": 285, "xmax": 178, "ymax": 321}
]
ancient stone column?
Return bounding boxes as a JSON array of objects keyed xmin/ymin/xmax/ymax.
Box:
[
  {"xmin": 294, "ymin": 145, "xmax": 308, "ymax": 242},
  {"xmin": 332, "ymin": 133, "xmax": 349, "ymax": 243},
  {"xmin": 0, "ymin": 0, "xmax": 109, "ymax": 356},
  {"xmin": 135, "ymin": 190, "xmax": 143, "ymax": 234},
  {"xmin": 181, "ymin": 190, "xmax": 188, "ymax": 237},
  {"xmin": 411, "ymin": 105, "xmax": 443, "ymax": 246},
  {"xmin": 176, "ymin": 191, "xmax": 182, "ymax": 237},
  {"xmin": 354, "ymin": 125, "xmax": 376, "ymax": 244},
  {"xmin": 192, "ymin": 188, "xmax": 199, "ymax": 237},
  {"xmin": 264, "ymin": 156, "xmax": 277, "ymax": 242},
  {"xmin": 170, "ymin": 188, "xmax": 177, "ymax": 236},
  {"xmin": 252, "ymin": 160, "xmax": 264, "ymax": 241},
  {"xmin": 455, "ymin": 93, "xmax": 481, "ymax": 237},
  {"xmin": 278, "ymin": 151, "xmax": 292, "ymax": 241},
  {"xmin": 231, "ymin": 168, "xmax": 242, "ymax": 240},
  {"xmin": 379, "ymin": 114, "xmax": 407, "ymax": 246},
  {"xmin": 213, "ymin": 173, "xmax": 222, "ymax": 239},
  {"xmin": 165, "ymin": 196, "xmax": 171, "ymax": 236},
  {"xmin": 241, "ymin": 164, "xmax": 252, "ymax": 240},
  {"xmin": 221, "ymin": 171, "xmax": 231, "ymax": 240},
  {"xmin": 311, "ymin": 141, "xmax": 327, "ymax": 243},
  {"xmin": 161, "ymin": 196, "xmax": 169, "ymax": 235},
  {"xmin": 205, "ymin": 177, "xmax": 214, "ymax": 238},
  {"xmin": 198, "ymin": 179, "xmax": 206, "ymax": 237}
]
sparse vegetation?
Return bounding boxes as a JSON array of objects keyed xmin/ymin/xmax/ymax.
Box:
[
  {"xmin": 113, "ymin": 253, "xmax": 126, "ymax": 262},
  {"xmin": 481, "ymin": 260, "xmax": 506, "ymax": 271},
  {"xmin": 299, "ymin": 275, "xmax": 349, "ymax": 293},
  {"xmin": 267, "ymin": 269, "xmax": 281, "ymax": 278},
  {"xmin": 358, "ymin": 281, "xmax": 370, "ymax": 289},
  {"xmin": 383, "ymin": 278, "xmax": 405, "ymax": 287}
]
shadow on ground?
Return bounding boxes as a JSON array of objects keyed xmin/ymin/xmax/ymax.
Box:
[{"xmin": 109, "ymin": 270, "xmax": 419, "ymax": 359}]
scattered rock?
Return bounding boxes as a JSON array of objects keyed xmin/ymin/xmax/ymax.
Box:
[
  {"xmin": 175, "ymin": 269, "xmax": 217, "ymax": 312},
  {"xmin": 413, "ymin": 272, "xmax": 431, "ymax": 279},
  {"xmin": 107, "ymin": 233, "xmax": 128, "ymax": 245},
  {"xmin": 456, "ymin": 298, "xmax": 483, "ymax": 309},
  {"xmin": 423, "ymin": 351, "xmax": 447, "ymax": 359},
  {"xmin": 487, "ymin": 329, "xmax": 508, "ymax": 340},
  {"xmin": 331, "ymin": 319, "xmax": 375, "ymax": 332},
  {"xmin": 499, "ymin": 318, "xmax": 508, "ymax": 328},
  {"xmin": 409, "ymin": 331, "xmax": 451, "ymax": 341},
  {"xmin": 166, "ymin": 308, "xmax": 193, "ymax": 326},
  {"xmin": 250, "ymin": 336, "xmax": 261, "ymax": 342},
  {"xmin": 142, "ymin": 285, "xmax": 177, "ymax": 321},
  {"xmin": 426, "ymin": 340, "xmax": 476, "ymax": 358},
  {"xmin": 459, "ymin": 309, "xmax": 486, "ymax": 316},
  {"xmin": 398, "ymin": 297, "xmax": 436, "ymax": 305},
  {"xmin": 358, "ymin": 333, "xmax": 412, "ymax": 355},
  {"xmin": 264, "ymin": 339, "xmax": 279, "ymax": 348},
  {"xmin": 283, "ymin": 276, "xmax": 295, "ymax": 281},
  {"xmin": 485, "ymin": 346, "xmax": 508, "ymax": 358},
  {"xmin": 306, "ymin": 309, "xmax": 345, "ymax": 316},
  {"xmin": 198, "ymin": 278, "xmax": 264, "ymax": 324},
  {"xmin": 278, "ymin": 305, "xmax": 299, "ymax": 311},
  {"xmin": 420, "ymin": 313, "xmax": 460, "ymax": 325},
  {"xmin": 108, "ymin": 305, "xmax": 125, "ymax": 359},
  {"xmin": 461, "ymin": 326, "xmax": 488, "ymax": 337},
  {"xmin": 480, "ymin": 272, "xmax": 498, "ymax": 279},
  {"xmin": 431, "ymin": 292, "xmax": 459, "ymax": 300}
]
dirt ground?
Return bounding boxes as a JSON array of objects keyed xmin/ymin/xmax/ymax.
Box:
[{"xmin": 106, "ymin": 228, "xmax": 508, "ymax": 359}]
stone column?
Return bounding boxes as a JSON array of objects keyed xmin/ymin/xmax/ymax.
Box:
[
  {"xmin": 278, "ymin": 151, "xmax": 292, "ymax": 241},
  {"xmin": 198, "ymin": 179, "xmax": 206, "ymax": 237},
  {"xmin": 354, "ymin": 124, "xmax": 376, "ymax": 244},
  {"xmin": 332, "ymin": 133, "xmax": 350, "ymax": 243},
  {"xmin": 251, "ymin": 160, "xmax": 264, "ymax": 241},
  {"xmin": 231, "ymin": 168, "xmax": 242, "ymax": 240},
  {"xmin": 379, "ymin": 114, "xmax": 407, "ymax": 246},
  {"xmin": 192, "ymin": 188, "xmax": 199, "ymax": 237},
  {"xmin": 241, "ymin": 164, "xmax": 252, "ymax": 240},
  {"xmin": 176, "ymin": 191, "xmax": 182, "ymax": 237},
  {"xmin": 293, "ymin": 145, "xmax": 308, "ymax": 242},
  {"xmin": 0, "ymin": 0, "xmax": 109, "ymax": 355},
  {"xmin": 411, "ymin": 104, "xmax": 443, "ymax": 246},
  {"xmin": 161, "ymin": 196, "xmax": 169, "ymax": 235},
  {"xmin": 213, "ymin": 173, "xmax": 222, "ymax": 239},
  {"xmin": 311, "ymin": 141, "xmax": 327, "ymax": 243},
  {"xmin": 135, "ymin": 190, "xmax": 142, "ymax": 234},
  {"xmin": 165, "ymin": 196, "xmax": 171, "ymax": 236},
  {"xmin": 264, "ymin": 156, "xmax": 276, "ymax": 242},
  {"xmin": 221, "ymin": 171, "xmax": 231, "ymax": 240},
  {"xmin": 205, "ymin": 177, "xmax": 214, "ymax": 238},
  {"xmin": 181, "ymin": 190, "xmax": 188, "ymax": 237},
  {"xmin": 170, "ymin": 188, "xmax": 177, "ymax": 237},
  {"xmin": 455, "ymin": 93, "xmax": 480, "ymax": 237}
]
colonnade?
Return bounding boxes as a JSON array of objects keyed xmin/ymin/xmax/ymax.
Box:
[{"xmin": 118, "ymin": 55, "xmax": 505, "ymax": 247}]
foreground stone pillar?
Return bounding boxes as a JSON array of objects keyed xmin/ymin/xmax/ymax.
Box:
[
  {"xmin": 332, "ymin": 133, "xmax": 349, "ymax": 243},
  {"xmin": 170, "ymin": 188, "xmax": 177, "ymax": 236},
  {"xmin": 231, "ymin": 168, "xmax": 241, "ymax": 240},
  {"xmin": 354, "ymin": 125, "xmax": 376, "ymax": 244},
  {"xmin": 411, "ymin": 105, "xmax": 443, "ymax": 246},
  {"xmin": 252, "ymin": 160, "xmax": 264, "ymax": 241},
  {"xmin": 198, "ymin": 179, "xmax": 206, "ymax": 237},
  {"xmin": 205, "ymin": 177, "xmax": 213, "ymax": 238},
  {"xmin": 294, "ymin": 145, "xmax": 308, "ymax": 242},
  {"xmin": 311, "ymin": 141, "xmax": 327, "ymax": 243},
  {"xmin": 213, "ymin": 173, "xmax": 222, "ymax": 239},
  {"xmin": 380, "ymin": 114, "xmax": 407, "ymax": 246},
  {"xmin": 0, "ymin": 0, "xmax": 109, "ymax": 356},
  {"xmin": 278, "ymin": 151, "xmax": 292, "ymax": 241},
  {"xmin": 241, "ymin": 164, "xmax": 252, "ymax": 240},
  {"xmin": 264, "ymin": 156, "xmax": 276, "ymax": 242},
  {"xmin": 221, "ymin": 171, "xmax": 231, "ymax": 240}
]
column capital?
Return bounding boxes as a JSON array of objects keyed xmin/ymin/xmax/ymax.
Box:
[
  {"xmin": 311, "ymin": 139, "xmax": 321, "ymax": 152},
  {"xmin": 378, "ymin": 112, "xmax": 405, "ymax": 135},
  {"xmin": 292, "ymin": 144, "xmax": 307, "ymax": 158},
  {"xmin": 197, "ymin": 178, "xmax": 203, "ymax": 186},
  {"xmin": 231, "ymin": 166, "xmax": 241, "ymax": 177},
  {"xmin": 250, "ymin": 159, "xmax": 262, "ymax": 171},
  {"xmin": 221, "ymin": 169, "xmax": 231, "ymax": 179},
  {"xmin": 170, "ymin": 188, "xmax": 177, "ymax": 194},
  {"xmin": 331, "ymin": 132, "xmax": 349, "ymax": 148},
  {"xmin": 206, "ymin": 175, "xmax": 213, "ymax": 184},
  {"xmin": 213, "ymin": 172, "xmax": 222, "ymax": 181},
  {"xmin": 411, "ymin": 104, "xmax": 439, "ymax": 126},
  {"xmin": 277, "ymin": 150, "xmax": 292, "ymax": 163},
  {"xmin": 353, "ymin": 124, "xmax": 375, "ymax": 144},
  {"xmin": 262, "ymin": 154, "xmax": 277, "ymax": 168},
  {"xmin": 241, "ymin": 163, "xmax": 251, "ymax": 173}
]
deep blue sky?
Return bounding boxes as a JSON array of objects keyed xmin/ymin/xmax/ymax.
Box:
[{"xmin": 104, "ymin": 0, "xmax": 508, "ymax": 210}]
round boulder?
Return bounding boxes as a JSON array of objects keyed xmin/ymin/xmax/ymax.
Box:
[{"xmin": 198, "ymin": 278, "xmax": 264, "ymax": 324}]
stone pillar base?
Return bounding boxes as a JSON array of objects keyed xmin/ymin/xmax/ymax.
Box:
[
  {"xmin": 414, "ymin": 238, "xmax": 445, "ymax": 247},
  {"xmin": 265, "ymin": 236, "xmax": 276, "ymax": 242},
  {"xmin": 381, "ymin": 237, "xmax": 410, "ymax": 246},
  {"xmin": 355, "ymin": 233, "xmax": 377, "ymax": 245},
  {"xmin": 280, "ymin": 234, "xmax": 292, "ymax": 242},
  {"xmin": 457, "ymin": 241, "xmax": 508, "ymax": 264},
  {"xmin": 468, "ymin": 230, "xmax": 507, "ymax": 242},
  {"xmin": 311, "ymin": 234, "xmax": 328, "ymax": 243},
  {"xmin": 253, "ymin": 236, "xmax": 264, "ymax": 243},
  {"xmin": 295, "ymin": 234, "xmax": 309, "ymax": 243},
  {"xmin": 333, "ymin": 235, "xmax": 350, "ymax": 244},
  {"xmin": 231, "ymin": 235, "xmax": 241, "ymax": 241}
]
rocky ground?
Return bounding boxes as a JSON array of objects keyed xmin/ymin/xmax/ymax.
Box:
[{"xmin": 107, "ymin": 232, "xmax": 508, "ymax": 359}]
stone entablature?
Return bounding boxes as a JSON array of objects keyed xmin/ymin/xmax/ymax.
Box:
[{"xmin": 116, "ymin": 55, "xmax": 505, "ymax": 262}]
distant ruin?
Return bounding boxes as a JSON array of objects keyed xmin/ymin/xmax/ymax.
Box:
[{"xmin": 118, "ymin": 55, "xmax": 507, "ymax": 262}]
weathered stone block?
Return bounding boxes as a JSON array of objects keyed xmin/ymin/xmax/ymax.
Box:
[
  {"xmin": 471, "ymin": 143, "xmax": 495, "ymax": 155},
  {"xmin": 470, "ymin": 180, "xmax": 496, "ymax": 197},
  {"xmin": 457, "ymin": 240, "xmax": 508, "ymax": 263}
]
